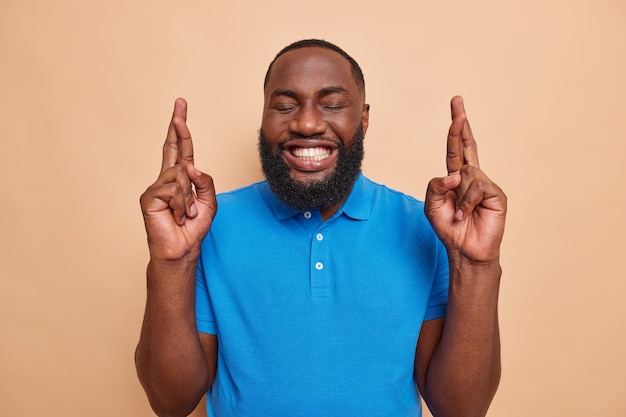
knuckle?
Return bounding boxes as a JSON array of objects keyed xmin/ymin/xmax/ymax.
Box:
[
  {"xmin": 169, "ymin": 181, "xmax": 182, "ymax": 193},
  {"xmin": 139, "ymin": 189, "xmax": 151, "ymax": 204},
  {"xmin": 164, "ymin": 182, "xmax": 183, "ymax": 199},
  {"xmin": 460, "ymin": 164, "xmax": 474, "ymax": 175},
  {"xmin": 140, "ymin": 183, "xmax": 160, "ymax": 205},
  {"xmin": 426, "ymin": 178, "xmax": 444, "ymax": 195},
  {"xmin": 474, "ymin": 178, "xmax": 486, "ymax": 191}
]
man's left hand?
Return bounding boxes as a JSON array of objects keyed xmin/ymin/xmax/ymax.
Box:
[{"xmin": 425, "ymin": 96, "xmax": 507, "ymax": 264}]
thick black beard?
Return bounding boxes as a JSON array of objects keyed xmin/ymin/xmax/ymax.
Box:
[{"xmin": 258, "ymin": 125, "xmax": 365, "ymax": 212}]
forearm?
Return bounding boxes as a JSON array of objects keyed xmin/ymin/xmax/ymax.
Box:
[
  {"xmin": 424, "ymin": 256, "xmax": 501, "ymax": 417},
  {"xmin": 135, "ymin": 259, "xmax": 210, "ymax": 417}
]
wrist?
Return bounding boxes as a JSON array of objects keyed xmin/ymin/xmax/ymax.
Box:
[
  {"xmin": 147, "ymin": 239, "xmax": 201, "ymax": 263},
  {"xmin": 146, "ymin": 256, "xmax": 199, "ymax": 289},
  {"xmin": 447, "ymin": 248, "xmax": 500, "ymax": 267},
  {"xmin": 447, "ymin": 251, "xmax": 502, "ymax": 280}
]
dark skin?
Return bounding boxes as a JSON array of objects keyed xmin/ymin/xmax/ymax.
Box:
[
  {"xmin": 136, "ymin": 98, "xmax": 218, "ymax": 417},
  {"xmin": 419, "ymin": 95, "xmax": 505, "ymax": 416},
  {"xmin": 261, "ymin": 47, "xmax": 370, "ymax": 219},
  {"xmin": 136, "ymin": 47, "xmax": 506, "ymax": 417}
]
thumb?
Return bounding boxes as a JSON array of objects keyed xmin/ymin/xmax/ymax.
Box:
[
  {"xmin": 425, "ymin": 173, "xmax": 461, "ymax": 223},
  {"xmin": 187, "ymin": 165, "xmax": 216, "ymax": 205},
  {"xmin": 426, "ymin": 173, "xmax": 460, "ymax": 203}
]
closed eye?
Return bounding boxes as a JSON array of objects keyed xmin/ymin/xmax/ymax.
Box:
[
  {"xmin": 271, "ymin": 104, "xmax": 297, "ymax": 113},
  {"xmin": 322, "ymin": 104, "xmax": 346, "ymax": 111}
]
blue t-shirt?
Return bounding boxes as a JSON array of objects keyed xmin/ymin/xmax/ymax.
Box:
[{"xmin": 196, "ymin": 174, "xmax": 449, "ymax": 417}]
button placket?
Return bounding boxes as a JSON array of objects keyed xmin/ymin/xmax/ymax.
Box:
[{"xmin": 310, "ymin": 226, "xmax": 329, "ymax": 298}]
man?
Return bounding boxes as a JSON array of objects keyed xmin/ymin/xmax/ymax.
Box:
[{"xmin": 136, "ymin": 39, "xmax": 506, "ymax": 417}]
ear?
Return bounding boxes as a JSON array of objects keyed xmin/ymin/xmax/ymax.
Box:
[{"xmin": 361, "ymin": 104, "xmax": 370, "ymax": 135}]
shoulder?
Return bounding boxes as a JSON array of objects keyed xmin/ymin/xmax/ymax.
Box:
[
  {"xmin": 358, "ymin": 176, "xmax": 440, "ymax": 240},
  {"xmin": 216, "ymin": 180, "xmax": 267, "ymax": 203},
  {"xmin": 210, "ymin": 181, "xmax": 274, "ymax": 225},
  {"xmin": 214, "ymin": 180, "xmax": 276, "ymax": 213},
  {"xmin": 360, "ymin": 176, "xmax": 425, "ymax": 213}
]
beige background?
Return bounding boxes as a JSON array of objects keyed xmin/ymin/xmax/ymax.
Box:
[{"xmin": 1, "ymin": 0, "xmax": 625, "ymax": 416}]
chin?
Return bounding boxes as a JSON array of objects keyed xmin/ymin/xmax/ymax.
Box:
[{"xmin": 291, "ymin": 170, "xmax": 332, "ymax": 184}]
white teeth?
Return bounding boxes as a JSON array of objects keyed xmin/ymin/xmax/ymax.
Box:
[{"xmin": 292, "ymin": 147, "xmax": 330, "ymax": 161}]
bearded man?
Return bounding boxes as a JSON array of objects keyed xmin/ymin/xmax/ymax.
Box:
[{"xmin": 136, "ymin": 39, "xmax": 506, "ymax": 417}]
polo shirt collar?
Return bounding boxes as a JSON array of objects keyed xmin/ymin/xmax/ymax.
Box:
[
  {"xmin": 266, "ymin": 172, "xmax": 371, "ymax": 221},
  {"xmin": 335, "ymin": 173, "xmax": 370, "ymax": 220}
]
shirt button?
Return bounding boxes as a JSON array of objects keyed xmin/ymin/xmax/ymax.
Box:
[
  {"xmin": 315, "ymin": 262, "xmax": 324, "ymax": 270},
  {"xmin": 303, "ymin": 211, "xmax": 312, "ymax": 219},
  {"xmin": 316, "ymin": 233, "xmax": 324, "ymax": 241}
]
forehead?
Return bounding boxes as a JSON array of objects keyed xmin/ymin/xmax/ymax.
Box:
[{"xmin": 265, "ymin": 47, "xmax": 358, "ymax": 95}]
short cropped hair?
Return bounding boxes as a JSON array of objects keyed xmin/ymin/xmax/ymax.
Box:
[{"xmin": 263, "ymin": 39, "xmax": 365, "ymax": 92}]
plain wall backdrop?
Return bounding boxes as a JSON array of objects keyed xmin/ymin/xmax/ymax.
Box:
[{"xmin": 1, "ymin": 0, "xmax": 625, "ymax": 416}]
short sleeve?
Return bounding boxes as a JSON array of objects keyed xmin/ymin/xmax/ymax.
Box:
[
  {"xmin": 195, "ymin": 250, "xmax": 217, "ymax": 335},
  {"xmin": 423, "ymin": 238, "xmax": 449, "ymax": 321}
]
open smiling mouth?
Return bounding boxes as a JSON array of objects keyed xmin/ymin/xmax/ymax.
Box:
[
  {"xmin": 280, "ymin": 139, "xmax": 339, "ymax": 172},
  {"xmin": 290, "ymin": 146, "xmax": 332, "ymax": 161}
]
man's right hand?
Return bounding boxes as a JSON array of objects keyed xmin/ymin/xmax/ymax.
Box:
[{"xmin": 140, "ymin": 98, "xmax": 217, "ymax": 262}]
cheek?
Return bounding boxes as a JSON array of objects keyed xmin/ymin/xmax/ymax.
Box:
[
  {"xmin": 262, "ymin": 112, "xmax": 291, "ymax": 132},
  {"xmin": 260, "ymin": 119, "xmax": 284, "ymax": 143},
  {"xmin": 330, "ymin": 113, "xmax": 363, "ymax": 140}
]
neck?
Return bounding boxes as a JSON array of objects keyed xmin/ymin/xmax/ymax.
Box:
[{"xmin": 319, "ymin": 198, "xmax": 346, "ymax": 221}]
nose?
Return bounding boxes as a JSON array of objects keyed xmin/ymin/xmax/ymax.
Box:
[{"xmin": 289, "ymin": 105, "xmax": 327, "ymax": 137}]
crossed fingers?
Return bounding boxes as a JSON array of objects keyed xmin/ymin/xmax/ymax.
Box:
[
  {"xmin": 447, "ymin": 96, "xmax": 479, "ymax": 175},
  {"xmin": 161, "ymin": 98, "xmax": 195, "ymax": 173},
  {"xmin": 157, "ymin": 98, "xmax": 197, "ymax": 224},
  {"xmin": 445, "ymin": 96, "xmax": 490, "ymax": 221}
]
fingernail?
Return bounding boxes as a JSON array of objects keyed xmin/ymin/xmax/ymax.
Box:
[
  {"xmin": 190, "ymin": 203, "xmax": 198, "ymax": 217},
  {"xmin": 193, "ymin": 167, "xmax": 202, "ymax": 176},
  {"xmin": 455, "ymin": 209, "xmax": 464, "ymax": 221},
  {"xmin": 444, "ymin": 173, "xmax": 458, "ymax": 184}
]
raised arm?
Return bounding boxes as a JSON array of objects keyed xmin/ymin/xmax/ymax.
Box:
[
  {"xmin": 135, "ymin": 98, "xmax": 218, "ymax": 417},
  {"xmin": 417, "ymin": 96, "xmax": 507, "ymax": 417}
]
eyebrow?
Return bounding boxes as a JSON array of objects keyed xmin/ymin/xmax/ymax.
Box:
[
  {"xmin": 270, "ymin": 89, "xmax": 298, "ymax": 99},
  {"xmin": 318, "ymin": 86, "xmax": 349, "ymax": 96}
]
